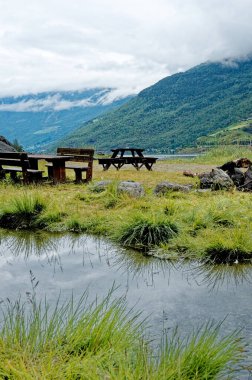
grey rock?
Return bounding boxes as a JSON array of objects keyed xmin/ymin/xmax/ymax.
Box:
[
  {"xmin": 211, "ymin": 168, "xmax": 234, "ymax": 190},
  {"xmin": 91, "ymin": 180, "xmax": 112, "ymax": 192},
  {"xmin": 243, "ymin": 166, "xmax": 252, "ymax": 190},
  {"xmin": 230, "ymin": 168, "xmax": 244, "ymax": 187},
  {"xmin": 118, "ymin": 181, "xmax": 145, "ymax": 197},
  {"xmin": 154, "ymin": 181, "xmax": 192, "ymax": 195},
  {"xmin": 200, "ymin": 168, "xmax": 234, "ymax": 190}
]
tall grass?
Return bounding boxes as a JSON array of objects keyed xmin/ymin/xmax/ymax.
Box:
[
  {"xmin": 115, "ymin": 214, "xmax": 178, "ymax": 251},
  {"xmin": 0, "ymin": 290, "xmax": 242, "ymax": 379},
  {"xmin": 157, "ymin": 323, "xmax": 241, "ymax": 379},
  {"xmin": 0, "ymin": 193, "xmax": 46, "ymax": 229}
]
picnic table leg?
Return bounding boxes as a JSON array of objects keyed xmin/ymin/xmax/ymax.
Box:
[
  {"xmin": 48, "ymin": 162, "xmax": 66, "ymax": 183},
  {"xmin": 0, "ymin": 165, "xmax": 5, "ymax": 179},
  {"xmin": 131, "ymin": 162, "xmax": 140, "ymax": 170},
  {"xmin": 144, "ymin": 162, "xmax": 153, "ymax": 171},
  {"xmin": 102, "ymin": 163, "xmax": 112, "ymax": 171},
  {"xmin": 28, "ymin": 158, "xmax": 39, "ymax": 170}
]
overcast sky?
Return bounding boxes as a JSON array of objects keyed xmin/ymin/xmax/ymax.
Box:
[{"xmin": 1, "ymin": 0, "xmax": 252, "ymax": 98}]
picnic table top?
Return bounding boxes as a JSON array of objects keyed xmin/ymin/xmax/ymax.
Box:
[
  {"xmin": 111, "ymin": 148, "xmax": 144, "ymax": 152},
  {"xmin": 28, "ymin": 154, "xmax": 73, "ymax": 162},
  {"xmin": 110, "ymin": 148, "xmax": 145, "ymax": 158}
]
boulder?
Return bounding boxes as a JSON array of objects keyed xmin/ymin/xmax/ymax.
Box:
[
  {"xmin": 200, "ymin": 168, "xmax": 234, "ymax": 190},
  {"xmin": 243, "ymin": 166, "xmax": 252, "ymax": 191},
  {"xmin": 230, "ymin": 168, "xmax": 244, "ymax": 188},
  {"xmin": 154, "ymin": 181, "xmax": 192, "ymax": 195},
  {"xmin": 118, "ymin": 181, "xmax": 145, "ymax": 197}
]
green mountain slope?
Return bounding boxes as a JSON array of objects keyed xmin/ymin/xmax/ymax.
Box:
[
  {"xmin": 60, "ymin": 58, "xmax": 252, "ymax": 152},
  {"xmin": 197, "ymin": 119, "xmax": 252, "ymax": 147}
]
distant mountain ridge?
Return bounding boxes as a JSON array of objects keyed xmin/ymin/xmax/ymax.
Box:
[
  {"xmin": 0, "ymin": 89, "xmax": 132, "ymax": 151},
  {"xmin": 60, "ymin": 57, "xmax": 252, "ymax": 152}
]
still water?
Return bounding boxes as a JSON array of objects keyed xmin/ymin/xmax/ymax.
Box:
[{"xmin": 0, "ymin": 231, "xmax": 252, "ymax": 375}]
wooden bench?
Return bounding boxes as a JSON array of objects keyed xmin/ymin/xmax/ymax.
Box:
[
  {"xmin": 56, "ymin": 148, "xmax": 94, "ymax": 183},
  {"xmin": 0, "ymin": 152, "xmax": 44, "ymax": 184}
]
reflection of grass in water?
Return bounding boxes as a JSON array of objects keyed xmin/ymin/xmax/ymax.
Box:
[
  {"xmin": 0, "ymin": 287, "xmax": 242, "ymax": 379},
  {"xmin": 0, "ymin": 230, "xmax": 58, "ymax": 258},
  {"xmin": 112, "ymin": 246, "xmax": 180, "ymax": 283},
  {"xmin": 191, "ymin": 261, "xmax": 252, "ymax": 290}
]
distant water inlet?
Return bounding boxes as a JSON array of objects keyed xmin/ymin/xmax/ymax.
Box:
[
  {"xmin": 155, "ymin": 154, "xmax": 200, "ymax": 160},
  {"xmin": 0, "ymin": 231, "xmax": 252, "ymax": 376}
]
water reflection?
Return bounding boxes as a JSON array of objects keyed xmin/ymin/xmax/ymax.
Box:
[
  {"xmin": 190, "ymin": 261, "xmax": 252, "ymax": 291},
  {"xmin": 0, "ymin": 230, "xmax": 58, "ymax": 257},
  {"xmin": 1, "ymin": 231, "xmax": 252, "ymax": 292},
  {"xmin": 0, "ymin": 231, "xmax": 252, "ymax": 378}
]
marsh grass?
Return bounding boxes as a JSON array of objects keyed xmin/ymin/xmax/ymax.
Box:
[
  {"xmin": 157, "ymin": 322, "xmax": 242, "ymax": 380},
  {"xmin": 0, "ymin": 290, "xmax": 242, "ymax": 379},
  {"xmin": 115, "ymin": 214, "xmax": 179, "ymax": 251},
  {"xmin": 0, "ymin": 193, "xmax": 46, "ymax": 229}
]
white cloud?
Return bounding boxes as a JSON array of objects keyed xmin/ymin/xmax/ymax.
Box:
[
  {"xmin": 0, "ymin": 0, "xmax": 252, "ymax": 97},
  {"xmin": 0, "ymin": 89, "xmax": 126, "ymax": 112}
]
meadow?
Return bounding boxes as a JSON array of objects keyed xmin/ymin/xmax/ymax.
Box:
[
  {"xmin": 0, "ymin": 146, "xmax": 251, "ymax": 378},
  {"xmin": 0, "ymin": 146, "xmax": 251, "ymax": 264}
]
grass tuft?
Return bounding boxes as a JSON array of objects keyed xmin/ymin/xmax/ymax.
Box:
[
  {"xmin": 115, "ymin": 214, "xmax": 178, "ymax": 251},
  {"xmin": 0, "ymin": 291, "xmax": 243, "ymax": 379},
  {"xmin": 0, "ymin": 193, "xmax": 46, "ymax": 230}
]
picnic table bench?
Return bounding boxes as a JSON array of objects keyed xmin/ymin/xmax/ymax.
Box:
[
  {"xmin": 56, "ymin": 148, "xmax": 94, "ymax": 183},
  {"xmin": 98, "ymin": 148, "xmax": 158, "ymax": 171},
  {"xmin": 0, "ymin": 152, "xmax": 43, "ymax": 184}
]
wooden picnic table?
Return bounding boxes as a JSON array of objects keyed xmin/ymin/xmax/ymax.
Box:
[
  {"xmin": 98, "ymin": 148, "xmax": 158, "ymax": 171},
  {"xmin": 28, "ymin": 154, "xmax": 73, "ymax": 184}
]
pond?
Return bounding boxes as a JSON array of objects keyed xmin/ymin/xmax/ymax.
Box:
[{"xmin": 0, "ymin": 231, "xmax": 252, "ymax": 377}]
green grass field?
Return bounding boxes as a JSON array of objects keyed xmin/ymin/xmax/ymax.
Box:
[
  {"xmin": 0, "ymin": 147, "xmax": 250, "ymax": 378},
  {"xmin": 0, "ymin": 147, "xmax": 251, "ymax": 263}
]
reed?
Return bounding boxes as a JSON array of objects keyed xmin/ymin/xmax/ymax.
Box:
[{"xmin": 0, "ymin": 291, "xmax": 242, "ymax": 379}]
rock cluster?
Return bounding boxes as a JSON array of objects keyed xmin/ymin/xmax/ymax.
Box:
[
  {"xmin": 199, "ymin": 168, "xmax": 234, "ymax": 190},
  {"xmin": 199, "ymin": 157, "xmax": 252, "ymax": 191}
]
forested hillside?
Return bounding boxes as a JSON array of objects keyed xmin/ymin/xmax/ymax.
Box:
[{"xmin": 60, "ymin": 58, "xmax": 252, "ymax": 152}]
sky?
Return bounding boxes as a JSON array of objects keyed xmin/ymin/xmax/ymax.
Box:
[{"xmin": 1, "ymin": 0, "xmax": 252, "ymax": 99}]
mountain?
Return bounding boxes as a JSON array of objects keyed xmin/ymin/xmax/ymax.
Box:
[
  {"xmin": 60, "ymin": 58, "xmax": 252, "ymax": 153},
  {"xmin": 0, "ymin": 89, "xmax": 132, "ymax": 152}
]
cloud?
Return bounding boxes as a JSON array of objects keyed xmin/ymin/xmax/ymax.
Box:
[
  {"xmin": 0, "ymin": 89, "xmax": 129, "ymax": 112},
  {"xmin": 0, "ymin": 0, "xmax": 252, "ymax": 97}
]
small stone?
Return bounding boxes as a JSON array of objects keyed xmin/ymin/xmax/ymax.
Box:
[
  {"xmin": 118, "ymin": 181, "xmax": 145, "ymax": 197},
  {"xmin": 154, "ymin": 181, "xmax": 192, "ymax": 195},
  {"xmin": 91, "ymin": 180, "xmax": 112, "ymax": 192}
]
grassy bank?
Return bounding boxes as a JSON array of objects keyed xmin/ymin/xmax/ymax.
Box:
[
  {"xmin": 0, "ymin": 147, "xmax": 251, "ymax": 263},
  {"xmin": 0, "ymin": 290, "xmax": 242, "ymax": 379}
]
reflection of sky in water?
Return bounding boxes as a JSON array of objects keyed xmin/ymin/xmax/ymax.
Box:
[{"xmin": 1, "ymin": 232, "xmax": 252, "ymax": 347}]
